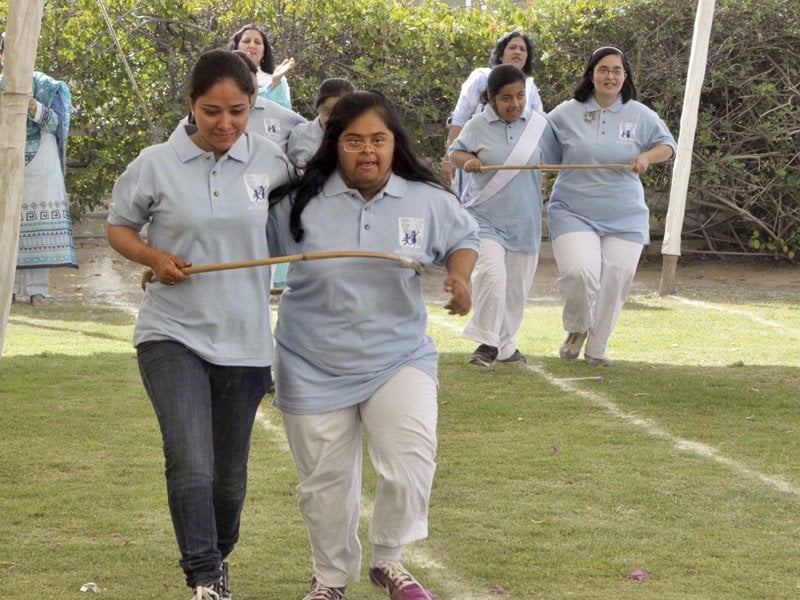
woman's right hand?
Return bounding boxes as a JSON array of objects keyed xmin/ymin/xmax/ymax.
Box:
[
  {"xmin": 148, "ymin": 250, "xmax": 192, "ymax": 287},
  {"xmin": 463, "ymin": 157, "xmax": 484, "ymax": 173},
  {"xmin": 441, "ymin": 158, "xmax": 456, "ymax": 186}
]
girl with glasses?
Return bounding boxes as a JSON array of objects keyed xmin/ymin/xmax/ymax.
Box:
[
  {"xmin": 268, "ymin": 91, "xmax": 479, "ymax": 600},
  {"xmin": 547, "ymin": 46, "xmax": 676, "ymax": 367}
]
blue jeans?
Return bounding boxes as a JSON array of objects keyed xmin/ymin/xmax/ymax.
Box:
[{"xmin": 137, "ymin": 341, "xmax": 270, "ymax": 588}]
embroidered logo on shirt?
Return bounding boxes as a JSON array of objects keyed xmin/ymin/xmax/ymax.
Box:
[
  {"xmin": 263, "ymin": 118, "xmax": 281, "ymax": 137},
  {"xmin": 245, "ymin": 173, "xmax": 270, "ymax": 207},
  {"xmin": 398, "ymin": 217, "xmax": 424, "ymax": 250},
  {"xmin": 618, "ymin": 122, "xmax": 637, "ymax": 142}
]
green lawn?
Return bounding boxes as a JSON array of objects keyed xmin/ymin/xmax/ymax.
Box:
[{"xmin": 1, "ymin": 286, "xmax": 799, "ymax": 599}]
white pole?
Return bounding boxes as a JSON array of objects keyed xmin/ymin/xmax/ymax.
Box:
[
  {"xmin": 659, "ymin": 0, "xmax": 716, "ymax": 295},
  {"xmin": 0, "ymin": 1, "xmax": 45, "ymax": 355}
]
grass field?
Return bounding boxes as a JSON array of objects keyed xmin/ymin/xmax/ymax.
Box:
[{"xmin": 1, "ymin": 281, "xmax": 799, "ymax": 599}]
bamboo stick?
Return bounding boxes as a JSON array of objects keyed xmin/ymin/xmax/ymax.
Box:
[
  {"xmin": 479, "ymin": 163, "xmax": 633, "ymax": 172},
  {"xmin": 181, "ymin": 250, "xmax": 424, "ymax": 276}
]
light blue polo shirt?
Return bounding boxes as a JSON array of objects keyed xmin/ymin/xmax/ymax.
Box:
[
  {"xmin": 267, "ymin": 172, "xmax": 480, "ymax": 414},
  {"xmin": 449, "ymin": 105, "xmax": 560, "ymax": 254},
  {"xmin": 250, "ymin": 96, "xmax": 306, "ymax": 151},
  {"xmin": 547, "ymin": 95, "xmax": 676, "ymax": 244},
  {"xmin": 109, "ymin": 126, "xmax": 292, "ymax": 366},
  {"xmin": 286, "ymin": 116, "xmax": 324, "ymax": 168}
]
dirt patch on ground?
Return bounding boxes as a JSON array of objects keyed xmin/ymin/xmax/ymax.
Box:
[{"xmin": 49, "ymin": 211, "xmax": 800, "ymax": 311}]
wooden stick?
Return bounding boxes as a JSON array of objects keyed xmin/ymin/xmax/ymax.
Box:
[
  {"xmin": 182, "ymin": 250, "xmax": 424, "ymax": 276},
  {"xmin": 479, "ymin": 163, "xmax": 633, "ymax": 172}
]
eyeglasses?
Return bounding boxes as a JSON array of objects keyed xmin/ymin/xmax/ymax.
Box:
[
  {"xmin": 340, "ymin": 139, "xmax": 394, "ymax": 153},
  {"xmin": 595, "ymin": 67, "xmax": 625, "ymax": 76}
]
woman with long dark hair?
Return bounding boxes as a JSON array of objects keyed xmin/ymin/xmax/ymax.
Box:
[
  {"xmin": 268, "ymin": 91, "xmax": 479, "ymax": 600},
  {"xmin": 548, "ymin": 46, "xmax": 676, "ymax": 366},
  {"xmin": 230, "ymin": 23, "xmax": 295, "ymax": 109}
]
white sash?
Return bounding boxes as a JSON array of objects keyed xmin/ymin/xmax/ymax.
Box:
[{"xmin": 462, "ymin": 111, "xmax": 548, "ymax": 209}]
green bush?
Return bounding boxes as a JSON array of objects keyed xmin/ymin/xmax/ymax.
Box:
[{"xmin": 4, "ymin": 0, "xmax": 796, "ymax": 258}]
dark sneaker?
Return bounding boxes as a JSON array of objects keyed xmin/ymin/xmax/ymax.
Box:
[
  {"xmin": 303, "ymin": 577, "xmax": 347, "ymax": 600},
  {"xmin": 469, "ymin": 344, "xmax": 498, "ymax": 367},
  {"xmin": 192, "ymin": 584, "xmax": 221, "ymax": 600},
  {"xmin": 498, "ymin": 349, "xmax": 527, "ymax": 364},
  {"xmin": 369, "ymin": 561, "xmax": 437, "ymax": 600},
  {"xmin": 584, "ymin": 354, "xmax": 612, "ymax": 367},
  {"xmin": 559, "ymin": 332, "xmax": 587, "ymax": 360},
  {"xmin": 219, "ymin": 559, "xmax": 231, "ymax": 600}
]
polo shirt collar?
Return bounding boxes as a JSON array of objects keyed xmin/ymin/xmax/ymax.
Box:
[
  {"xmin": 587, "ymin": 94, "xmax": 624, "ymax": 113},
  {"xmin": 324, "ymin": 171, "xmax": 407, "ymax": 201},
  {"xmin": 482, "ymin": 103, "xmax": 531, "ymax": 124},
  {"xmin": 169, "ymin": 124, "xmax": 250, "ymax": 163}
]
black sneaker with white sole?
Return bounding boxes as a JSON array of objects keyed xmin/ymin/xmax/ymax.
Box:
[
  {"xmin": 498, "ymin": 349, "xmax": 527, "ymax": 363},
  {"xmin": 469, "ymin": 344, "xmax": 498, "ymax": 367}
]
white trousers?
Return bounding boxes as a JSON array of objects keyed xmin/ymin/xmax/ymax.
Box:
[
  {"xmin": 551, "ymin": 231, "xmax": 642, "ymax": 358},
  {"xmin": 282, "ymin": 367, "xmax": 438, "ymax": 587},
  {"xmin": 462, "ymin": 238, "xmax": 538, "ymax": 360},
  {"xmin": 13, "ymin": 269, "xmax": 50, "ymax": 297}
]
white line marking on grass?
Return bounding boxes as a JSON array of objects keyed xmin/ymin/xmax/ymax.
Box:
[
  {"xmin": 524, "ymin": 362, "xmax": 800, "ymax": 497},
  {"xmin": 664, "ymin": 296, "xmax": 791, "ymax": 330},
  {"xmin": 254, "ymin": 404, "xmax": 497, "ymax": 599},
  {"xmin": 428, "ymin": 311, "xmax": 800, "ymax": 499}
]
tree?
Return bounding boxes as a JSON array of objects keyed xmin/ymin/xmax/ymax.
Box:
[{"xmin": 0, "ymin": 0, "xmax": 44, "ymax": 354}]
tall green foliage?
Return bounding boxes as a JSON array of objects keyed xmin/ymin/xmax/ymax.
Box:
[{"xmin": 4, "ymin": 0, "xmax": 796, "ymax": 258}]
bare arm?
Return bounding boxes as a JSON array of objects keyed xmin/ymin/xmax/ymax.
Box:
[
  {"xmin": 450, "ymin": 150, "xmax": 483, "ymax": 173},
  {"xmin": 443, "ymin": 248, "xmax": 478, "ymax": 316},
  {"xmin": 106, "ymin": 223, "xmax": 191, "ymax": 286},
  {"xmin": 440, "ymin": 125, "xmax": 464, "ymax": 185}
]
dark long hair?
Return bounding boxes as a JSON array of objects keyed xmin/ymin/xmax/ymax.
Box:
[
  {"xmin": 489, "ymin": 31, "xmax": 534, "ymax": 77},
  {"xmin": 573, "ymin": 46, "xmax": 637, "ymax": 103},
  {"xmin": 229, "ymin": 24, "xmax": 275, "ymax": 73},
  {"xmin": 270, "ymin": 91, "xmax": 451, "ymax": 242}
]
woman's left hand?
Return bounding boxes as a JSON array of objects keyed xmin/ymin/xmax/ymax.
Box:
[{"xmin": 443, "ymin": 275, "xmax": 472, "ymax": 315}]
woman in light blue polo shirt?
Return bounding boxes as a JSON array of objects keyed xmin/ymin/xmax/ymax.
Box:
[
  {"xmin": 449, "ymin": 64, "xmax": 559, "ymax": 368},
  {"xmin": 267, "ymin": 91, "xmax": 478, "ymax": 600},
  {"xmin": 547, "ymin": 46, "xmax": 676, "ymax": 366},
  {"xmin": 107, "ymin": 50, "xmax": 291, "ymax": 600}
]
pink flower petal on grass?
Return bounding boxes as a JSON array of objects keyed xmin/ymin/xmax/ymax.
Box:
[
  {"xmin": 489, "ymin": 587, "xmax": 507, "ymax": 595},
  {"xmin": 627, "ymin": 569, "xmax": 649, "ymax": 582}
]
